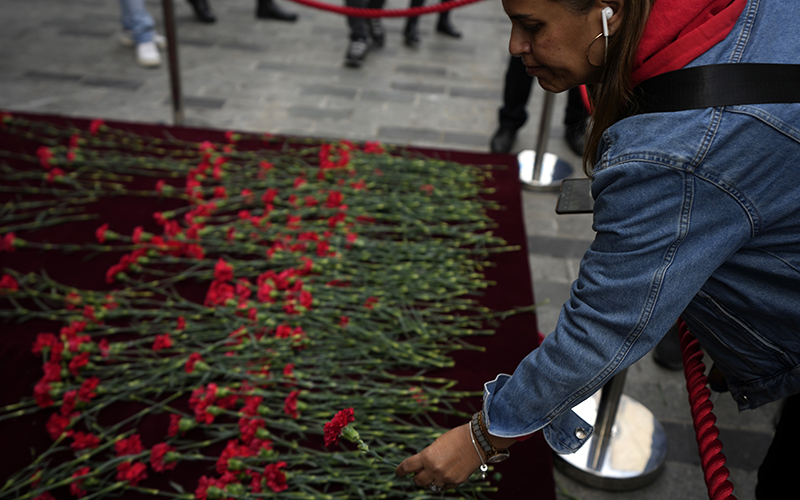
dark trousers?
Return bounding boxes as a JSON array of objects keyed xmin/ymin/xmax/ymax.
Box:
[
  {"xmin": 755, "ymin": 393, "xmax": 800, "ymax": 499},
  {"xmin": 346, "ymin": 0, "xmax": 386, "ymax": 41},
  {"xmin": 405, "ymin": 0, "xmax": 455, "ymax": 31},
  {"xmin": 497, "ymin": 55, "xmax": 589, "ymax": 131}
]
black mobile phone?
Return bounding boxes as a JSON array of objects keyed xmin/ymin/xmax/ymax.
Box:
[{"xmin": 555, "ymin": 178, "xmax": 594, "ymax": 214}]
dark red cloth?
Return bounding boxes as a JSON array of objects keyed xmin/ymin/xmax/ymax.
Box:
[
  {"xmin": 632, "ymin": 0, "xmax": 746, "ymax": 85},
  {"xmin": 0, "ymin": 112, "xmax": 556, "ymax": 499}
]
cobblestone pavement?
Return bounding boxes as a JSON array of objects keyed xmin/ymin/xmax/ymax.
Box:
[{"xmin": 0, "ymin": 1, "xmax": 779, "ymax": 499}]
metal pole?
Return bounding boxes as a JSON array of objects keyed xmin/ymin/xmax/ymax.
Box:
[
  {"xmin": 552, "ymin": 366, "xmax": 667, "ymax": 490},
  {"xmin": 517, "ymin": 91, "xmax": 573, "ymax": 191},
  {"xmin": 532, "ymin": 92, "xmax": 555, "ymax": 183},
  {"xmin": 588, "ymin": 369, "xmax": 627, "ymax": 470},
  {"xmin": 161, "ymin": 0, "xmax": 184, "ymax": 126}
]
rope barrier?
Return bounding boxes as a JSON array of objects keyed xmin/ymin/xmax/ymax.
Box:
[
  {"xmin": 283, "ymin": 0, "xmax": 486, "ymax": 18},
  {"xmin": 679, "ymin": 318, "xmax": 737, "ymax": 500}
]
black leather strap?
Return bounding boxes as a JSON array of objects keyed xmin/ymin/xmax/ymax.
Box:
[{"xmin": 632, "ymin": 64, "xmax": 800, "ymax": 115}]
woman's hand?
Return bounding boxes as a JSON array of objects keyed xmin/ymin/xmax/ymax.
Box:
[{"xmin": 395, "ymin": 424, "xmax": 482, "ymax": 491}]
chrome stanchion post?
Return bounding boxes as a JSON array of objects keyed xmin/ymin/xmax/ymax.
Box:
[
  {"xmin": 518, "ymin": 91, "xmax": 573, "ymax": 191},
  {"xmin": 161, "ymin": 0, "xmax": 184, "ymax": 126},
  {"xmin": 588, "ymin": 370, "xmax": 627, "ymax": 470},
  {"xmin": 553, "ymin": 368, "xmax": 668, "ymax": 491}
]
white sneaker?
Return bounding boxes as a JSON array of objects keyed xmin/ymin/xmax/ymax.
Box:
[
  {"xmin": 136, "ymin": 41, "xmax": 161, "ymax": 67},
  {"xmin": 120, "ymin": 30, "xmax": 167, "ymax": 49}
]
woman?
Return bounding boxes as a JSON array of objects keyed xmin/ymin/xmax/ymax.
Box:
[{"xmin": 396, "ymin": 0, "xmax": 800, "ymax": 496}]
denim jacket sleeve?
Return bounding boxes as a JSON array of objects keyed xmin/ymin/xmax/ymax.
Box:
[{"xmin": 482, "ymin": 150, "xmax": 753, "ymax": 454}]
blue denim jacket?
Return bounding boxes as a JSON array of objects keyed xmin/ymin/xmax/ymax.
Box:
[{"xmin": 484, "ymin": 0, "xmax": 800, "ymax": 454}]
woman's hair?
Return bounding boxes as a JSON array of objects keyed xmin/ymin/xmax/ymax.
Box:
[{"xmin": 557, "ymin": 0, "xmax": 655, "ymax": 175}]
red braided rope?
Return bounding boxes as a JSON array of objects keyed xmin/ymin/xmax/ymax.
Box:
[
  {"xmin": 283, "ymin": 0, "xmax": 486, "ymax": 18},
  {"xmin": 678, "ymin": 318, "xmax": 737, "ymax": 500}
]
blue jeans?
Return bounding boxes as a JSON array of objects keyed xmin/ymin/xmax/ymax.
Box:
[{"xmin": 118, "ymin": 0, "xmax": 155, "ymax": 44}]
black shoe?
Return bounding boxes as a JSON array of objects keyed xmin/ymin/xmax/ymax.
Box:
[
  {"xmin": 256, "ymin": 0, "xmax": 298, "ymax": 22},
  {"xmin": 490, "ymin": 126, "xmax": 517, "ymax": 153},
  {"xmin": 367, "ymin": 18, "xmax": 385, "ymax": 48},
  {"xmin": 404, "ymin": 19, "xmax": 420, "ymax": 48},
  {"xmin": 653, "ymin": 323, "xmax": 683, "ymax": 371},
  {"xmin": 436, "ymin": 16, "xmax": 461, "ymax": 38},
  {"xmin": 187, "ymin": 0, "xmax": 216, "ymax": 23},
  {"xmin": 344, "ymin": 38, "xmax": 370, "ymax": 68},
  {"xmin": 565, "ymin": 119, "xmax": 587, "ymax": 156}
]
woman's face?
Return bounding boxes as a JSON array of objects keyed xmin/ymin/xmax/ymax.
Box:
[{"xmin": 502, "ymin": 0, "xmax": 607, "ymax": 93}]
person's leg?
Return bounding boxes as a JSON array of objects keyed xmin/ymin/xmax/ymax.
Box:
[
  {"xmin": 490, "ymin": 56, "xmax": 534, "ymax": 153},
  {"xmin": 756, "ymin": 394, "xmax": 800, "ymax": 499},
  {"xmin": 118, "ymin": 0, "xmax": 155, "ymax": 45},
  {"xmin": 346, "ymin": 0, "xmax": 369, "ymax": 42},
  {"xmin": 564, "ymin": 87, "xmax": 590, "ymax": 156},
  {"xmin": 117, "ymin": 0, "xmax": 160, "ymax": 67},
  {"xmin": 365, "ymin": 0, "xmax": 387, "ymax": 47},
  {"xmin": 436, "ymin": 0, "xmax": 461, "ymax": 38},
  {"xmin": 256, "ymin": 0, "xmax": 298, "ymax": 22},
  {"xmin": 186, "ymin": 0, "xmax": 216, "ymax": 23},
  {"xmin": 403, "ymin": 0, "xmax": 425, "ymax": 48},
  {"xmin": 344, "ymin": 0, "xmax": 371, "ymax": 67}
]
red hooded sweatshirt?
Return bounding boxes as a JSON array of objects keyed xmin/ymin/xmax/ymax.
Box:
[{"xmin": 631, "ymin": 0, "xmax": 747, "ymax": 86}]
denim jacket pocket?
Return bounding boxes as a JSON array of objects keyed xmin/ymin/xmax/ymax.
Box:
[{"xmin": 684, "ymin": 290, "xmax": 794, "ymax": 381}]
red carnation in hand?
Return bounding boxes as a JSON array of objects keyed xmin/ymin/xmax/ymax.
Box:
[{"xmin": 323, "ymin": 407, "xmax": 355, "ymax": 446}]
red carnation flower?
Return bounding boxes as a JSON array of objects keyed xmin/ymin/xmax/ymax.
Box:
[
  {"xmin": 33, "ymin": 380, "xmax": 54, "ymax": 408},
  {"xmin": 46, "ymin": 412, "xmax": 72, "ymax": 441},
  {"xmin": 323, "ymin": 407, "xmax": 355, "ymax": 446},
  {"xmin": 115, "ymin": 434, "xmax": 144, "ymax": 456},
  {"xmin": 150, "ymin": 442, "xmax": 178, "ymax": 473},
  {"xmin": 263, "ymin": 461, "xmax": 288, "ymax": 493},
  {"xmin": 283, "ymin": 390, "xmax": 301, "ymax": 419},
  {"xmin": 152, "ymin": 333, "xmax": 173, "ymax": 351},
  {"xmin": 116, "ymin": 461, "xmax": 147, "ymax": 486},
  {"xmin": 31, "ymin": 333, "xmax": 58, "ymax": 357},
  {"xmin": 167, "ymin": 414, "xmax": 182, "ymax": 437},
  {"xmin": 89, "ymin": 119, "xmax": 104, "ymax": 135},
  {"xmin": 185, "ymin": 352, "xmax": 204, "ymax": 374},
  {"xmin": 0, "ymin": 274, "xmax": 18, "ymax": 293},
  {"xmin": 68, "ymin": 352, "xmax": 90, "ymax": 376},
  {"xmin": 71, "ymin": 431, "xmax": 101, "ymax": 451},
  {"xmin": 95, "ymin": 223, "xmax": 109, "ymax": 243},
  {"xmin": 214, "ymin": 258, "xmax": 234, "ymax": 282},
  {"xmin": 78, "ymin": 377, "xmax": 100, "ymax": 403},
  {"xmin": 36, "ymin": 146, "xmax": 54, "ymax": 169},
  {"xmin": 0, "ymin": 232, "xmax": 16, "ymax": 252},
  {"xmin": 70, "ymin": 466, "xmax": 91, "ymax": 498}
]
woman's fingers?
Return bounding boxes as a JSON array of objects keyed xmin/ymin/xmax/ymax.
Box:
[{"xmin": 396, "ymin": 424, "xmax": 481, "ymax": 489}]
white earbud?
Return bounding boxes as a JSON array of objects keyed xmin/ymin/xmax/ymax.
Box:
[{"xmin": 601, "ymin": 7, "xmax": 613, "ymax": 38}]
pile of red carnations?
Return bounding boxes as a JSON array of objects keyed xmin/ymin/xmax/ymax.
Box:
[{"xmin": 0, "ymin": 113, "xmax": 526, "ymax": 499}]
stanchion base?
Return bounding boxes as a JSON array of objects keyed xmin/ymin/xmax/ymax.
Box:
[
  {"xmin": 553, "ymin": 392, "xmax": 668, "ymax": 491},
  {"xmin": 518, "ymin": 150, "xmax": 573, "ymax": 191}
]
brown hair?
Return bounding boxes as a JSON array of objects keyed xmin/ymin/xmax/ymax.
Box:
[{"xmin": 557, "ymin": 0, "xmax": 655, "ymax": 175}]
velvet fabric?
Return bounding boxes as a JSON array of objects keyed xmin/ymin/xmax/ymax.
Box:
[{"xmin": 0, "ymin": 112, "xmax": 556, "ymax": 499}]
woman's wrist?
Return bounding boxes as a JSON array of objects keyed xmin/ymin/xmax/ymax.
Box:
[{"xmin": 471, "ymin": 412, "xmax": 514, "ymax": 464}]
